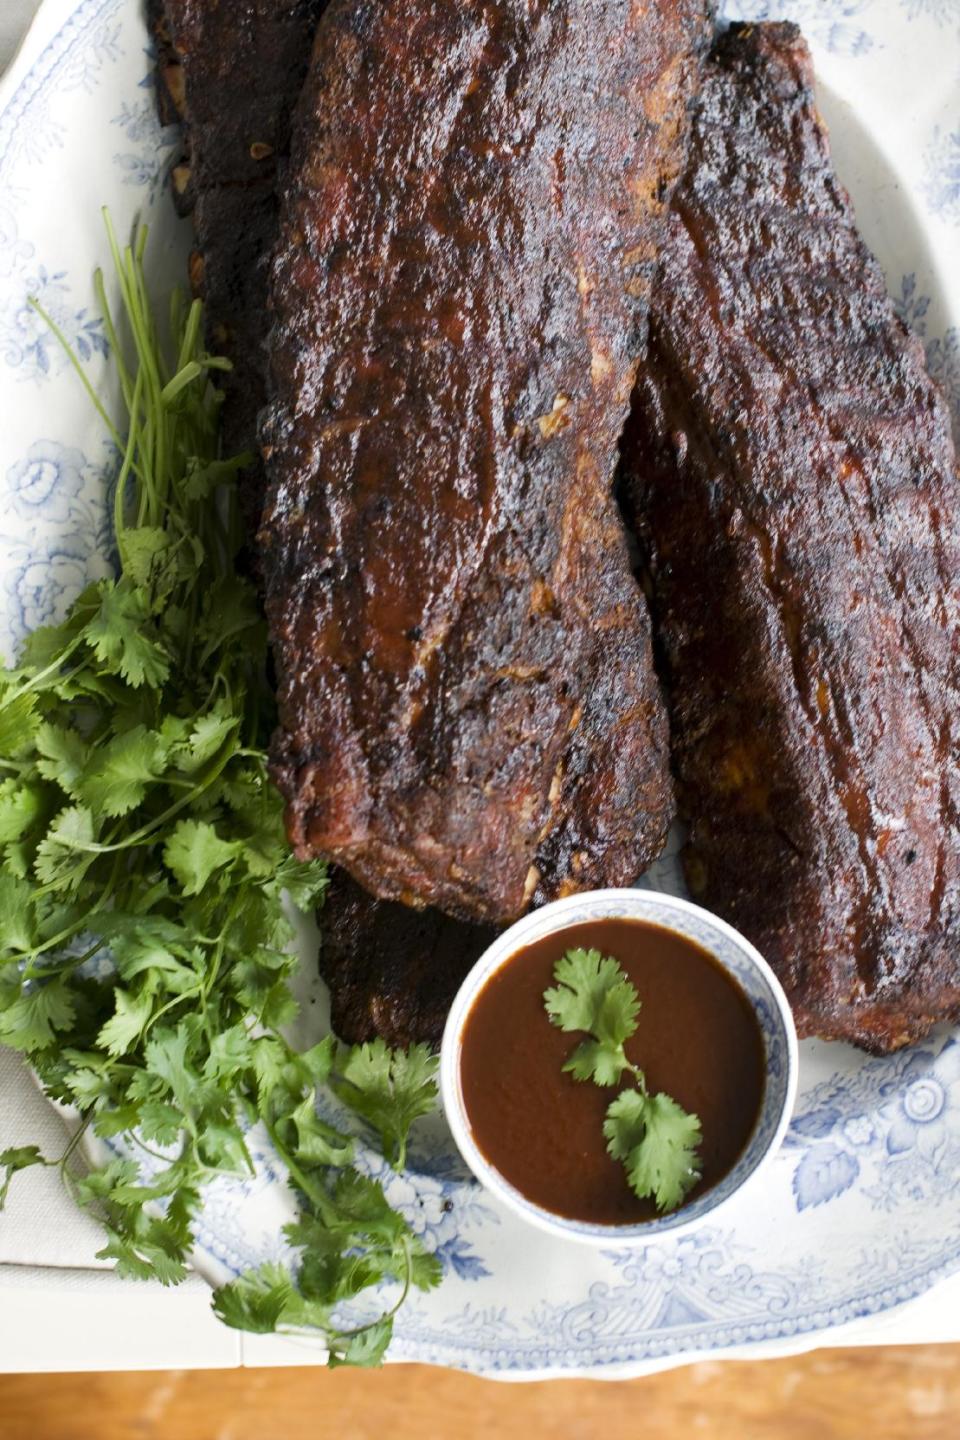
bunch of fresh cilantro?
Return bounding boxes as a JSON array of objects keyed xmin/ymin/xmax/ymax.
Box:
[
  {"xmin": 0, "ymin": 215, "xmax": 441, "ymax": 1366},
  {"xmin": 545, "ymin": 949, "xmax": 703, "ymax": 1212}
]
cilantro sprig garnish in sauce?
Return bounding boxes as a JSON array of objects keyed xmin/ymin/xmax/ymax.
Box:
[
  {"xmin": 545, "ymin": 948, "xmax": 703, "ymax": 1213},
  {"xmin": 0, "ymin": 213, "xmax": 440, "ymax": 1366}
]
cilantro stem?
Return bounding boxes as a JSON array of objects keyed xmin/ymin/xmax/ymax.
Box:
[
  {"xmin": 62, "ymin": 1113, "xmax": 93, "ymax": 1166},
  {"xmin": 114, "ymin": 365, "xmax": 145, "ymax": 551},
  {"xmin": 0, "ymin": 637, "xmax": 86, "ymax": 708},
  {"xmin": 26, "ymin": 938, "xmax": 106, "ymax": 981},
  {"xmin": 2, "ymin": 211, "xmax": 432, "ymax": 1367},
  {"xmin": 623, "ymin": 1058, "xmax": 648, "ymax": 1096},
  {"xmin": 17, "ymin": 917, "xmax": 93, "ymax": 966},
  {"xmin": 278, "ymin": 1237, "xmax": 413, "ymax": 1350},
  {"xmin": 126, "ymin": 1130, "xmax": 181, "ymax": 1167},
  {"xmin": 262, "ymin": 1118, "xmax": 335, "ymax": 1222},
  {"xmin": 94, "ymin": 266, "xmax": 134, "ymax": 414},
  {"xmin": 55, "ymin": 741, "xmax": 238, "ymax": 855},
  {"xmin": 27, "ymin": 298, "xmax": 129, "ymax": 463},
  {"xmin": 138, "ymin": 988, "xmax": 203, "ymax": 1043}
]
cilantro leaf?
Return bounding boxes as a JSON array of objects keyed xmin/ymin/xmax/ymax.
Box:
[
  {"xmin": 36, "ymin": 723, "xmax": 89, "ymax": 797},
  {"xmin": 546, "ymin": 950, "xmax": 702, "ymax": 1214},
  {"xmin": 212, "ymin": 1262, "xmax": 295, "ymax": 1334},
  {"xmin": 96, "ymin": 1229, "xmax": 188, "ymax": 1286},
  {"xmin": 0, "ymin": 692, "xmax": 41, "ymax": 757},
  {"xmin": 82, "ymin": 582, "xmax": 170, "ymax": 688},
  {"xmin": 0, "ymin": 873, "xmax": 37, "ymax": 952},
  {"xmin": 0, "ymin": 213, "xmax": 442, "ymax": 1370},
  {"xmin": 329, "ymin": 1318, "xmax": 393, "ymax": 1369},
  {"xmin": 0, "ymin": 980, "xmax": 75, "ymax": 1052},
  {"xmin": 34, "ymin": 805, "xmax": 97, "ymax": 892},
  {"xmin": 77, "ymin": 725, "xmax": 168, "ymax": 817},
  {"xmin": 601, "ymin": 1087, "xmax": 648, "ymax": 1162},
  {"xmin": 96, "ymin": 987, "xmax": 157, "ymax": 1058},
  {"xmin": 163, "ymin": 818, "xmax": 238, "ymax": 895},
  {"xmin": 544, "ymin": 948, "xmax": 640, "ymax": 1045},
  {"xmin": 330, "ymin": 1040, "xmax": 439, "ymax": 1169},
  {"xmin": 605, "ymin": 1090, "xmax": 703, "ymax": 1214},
  {"xmin": 288, "ymin": 1095, "xmax": 355, "ymax": 1168},
  {"xmin": 172, "ymin": 707, "xmax": 238, "ymax": 775},
  {"xmin": 269, "ymin": 854, "xmax": 328, "ymax": 911},
  {"xmin": 544, "ymin": 948, "xmax": 640, "ymax": 1087},
  {"xmin": 562, "ymin": 1037, "xmax": 631, "ymax": 1088},
  {"xmin": 119, "ymin": 527, "xmax": 174, "ymax": 593},
  {"xmin": 0, "ymin": 779, "xmax": 43, "ymax": 843},
  {"xmin": 0, "ymin": 1145, "xmax": 48, "ymax": 1209}
]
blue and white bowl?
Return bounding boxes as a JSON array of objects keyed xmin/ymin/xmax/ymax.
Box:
[{"xmin": 440, "ymin": 889, "xmax": 799, "ymax": 1245}]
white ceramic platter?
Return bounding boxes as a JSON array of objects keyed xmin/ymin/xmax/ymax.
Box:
[{"xmin": 1, "ymin": 0, "xmax": 959, "ymax": 1381}]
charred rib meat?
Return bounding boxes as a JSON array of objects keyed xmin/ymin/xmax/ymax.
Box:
[
  {"xmin": 262, "ymin": 0, "xmax": 708, "ymax": 924},
  {"xmin": 150, "ymin": 0, "xmax": 327, "ymax": 535},
  {"xmin": 623, "ymin": 23, "xmax": 960, "ymax": 1051},
  {"xmin": 319, "ymin": 871, "xmax": 495, "ymax": 1049}
]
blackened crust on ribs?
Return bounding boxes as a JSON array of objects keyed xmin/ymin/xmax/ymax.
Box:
[
  {"xmin": 622, "ymin": 23, "xmax": 960, "ymax": 1052},
  {"xmin": 149, "ymin": 0, "xmax": 327, "ymax": 538},
  {"xmin": 150, "ymin": 0, "xmax": 500, "ymax": 1044},
  {"xmin": 320, "ymin": 871, "xmax": 495, "ymax": 1048},
  {"xmin": 262, "ymin": 0, "xmax": 709, "ymax": 925}
]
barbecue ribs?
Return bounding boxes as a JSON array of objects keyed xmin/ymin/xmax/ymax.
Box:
[
  {"xmin": 261, "ymin": 0, "xmax": 708, "ymax": 924},
  {"xmin": 320, "ymin": 871, "xmax": 495, "ymax": 1049},
  {"xmin": 150, "ymin": 0, "xmax": 327, "ymax": 536},
  {"xmin": 623, "ymin": 23, "xmax": 960, "ymax": 1052}
]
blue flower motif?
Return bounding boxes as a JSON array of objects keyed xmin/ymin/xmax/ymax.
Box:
[
  {"xmin": 842, "ymin": 1114, "xmax": 876, "ymax": 1147},
  {"xmin": 900, "ymin": 0, "xmax": 960, "ymax": 23},
  {"xmin": 372, "ymin": 1166, "xmax": 491, "ymax": 1280},
  {"xmin": 0, "ymin": 207, "xmax": 33, "ymax": 283},
  {"xmin": 12, "ymin": 541, "xmax": 92, "ymax": 633},
  {"xmin": 923, "ymin": 126, "xmax": 960, "ymax": 224},
  {"xmin": 895, "ymin": 273, "xmax": 932, "ymax": 336},
  {"xmin": 1, "ymin": 265, "xmax": 108, "ymax": 379},
  {"xmin": 883, "ymin": 1041, "xmax": 960, "ymax": 1158},
  {"xmin": 111, "ymin": 96, "xmax": 177, "ymax": 198},
  {"xmin": 435, "ymin": 1237, "xmax": 492, "ymax": 1281},
  {"xmin": 113, "ymin": 151, "xmax": 164, "ymax": 188},
  {"xmin": 926, "ymin": 326, "xmax": 960, "ymax": 435},
  {"xmin": 7, "ymin": 440, "xmax": 87, "ymax": 518},
  {"xmin": 605, "ymin": 1228, "xmax": 719, "ymax": 1284}
]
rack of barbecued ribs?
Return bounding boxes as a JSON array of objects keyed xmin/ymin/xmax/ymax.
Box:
[{"xmin": 153, "ymin": 2, "xmax": 960, "ymax": 1053}]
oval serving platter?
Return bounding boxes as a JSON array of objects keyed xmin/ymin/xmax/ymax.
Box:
[{"xmin": 1, "ymin": 0, "xmax": 959, "ymax": 1381}]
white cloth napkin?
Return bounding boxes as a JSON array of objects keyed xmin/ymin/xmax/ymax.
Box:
[
  {"xmin": 0, "ymin": 0, "xmax": 41, "ymax": 75},
  {"xmin": 0, "ymin": 1048, "xmax": 108, "ymax": 1269}
]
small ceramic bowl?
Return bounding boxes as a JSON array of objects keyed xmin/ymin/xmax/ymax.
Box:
[{"xmin": 440, "ymin": 888, "xmax": 798, "ymax": 1245}]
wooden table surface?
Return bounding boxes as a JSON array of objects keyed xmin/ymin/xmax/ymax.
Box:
[{"xmin": 3, "ymin": 1346, "xmax": 960, "ymax": 1440}]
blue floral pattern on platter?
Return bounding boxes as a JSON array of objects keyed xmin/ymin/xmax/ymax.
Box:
[
  {"xmin": 3, "ymin": 0, "xmax": 960, "ymax": 1378},
  {"xmin": 923, "ymin": 126, "xmax": 960, "ymax": 226},
  {"xmin": 899, "ymin": 0, "xmax": 960, "ymax": 25},
  {"xmin": 719, "ymin": 0, "xmax": 878, "ymax": 56}
]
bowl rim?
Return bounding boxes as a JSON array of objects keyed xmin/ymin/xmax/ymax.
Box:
[{"xmin": 439, "ymin": 887, "xmax": 799, "ymax": 1247}]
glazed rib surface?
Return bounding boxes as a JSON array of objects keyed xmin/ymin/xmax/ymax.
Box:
[
  {"xmin": 319, "ymin": 871, "xmax": 495, "ymax": 1048},
  {"xmin": 151, "ymin": 0, "xmax": 327, "ymax": 534},
  {"xmin": 262, "ymin": 0, "xmax": 708, "ymax": 924},
  {"xmin": 623, "ymin": 23, "xmax": 960, "ymax": 1051}
]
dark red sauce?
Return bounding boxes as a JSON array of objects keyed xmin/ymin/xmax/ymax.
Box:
[{"xmin": 458, "ymin": 918, "xmax": 766, "ymax": 1225}]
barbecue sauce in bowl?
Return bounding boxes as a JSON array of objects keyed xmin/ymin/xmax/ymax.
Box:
[{"xmin": 457, "ymin": 918, "xmax": 766, "ymax": 1225}]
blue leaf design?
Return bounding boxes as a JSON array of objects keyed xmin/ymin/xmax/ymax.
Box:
[
  {"xmin": 789, "ymin": 1107, "xmax": 841, "ymax": 1141},
  {"xmin": 793, "ymin": 1145, "xmax": 860, "ymax": 1211},
  {"xmin": 886, "ymin": 1115, "xmax": 917, "ymax": 1156},
  {"xmin": 436, "ymin": 1238, "xmax": 490, "ymax": 1281}
]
